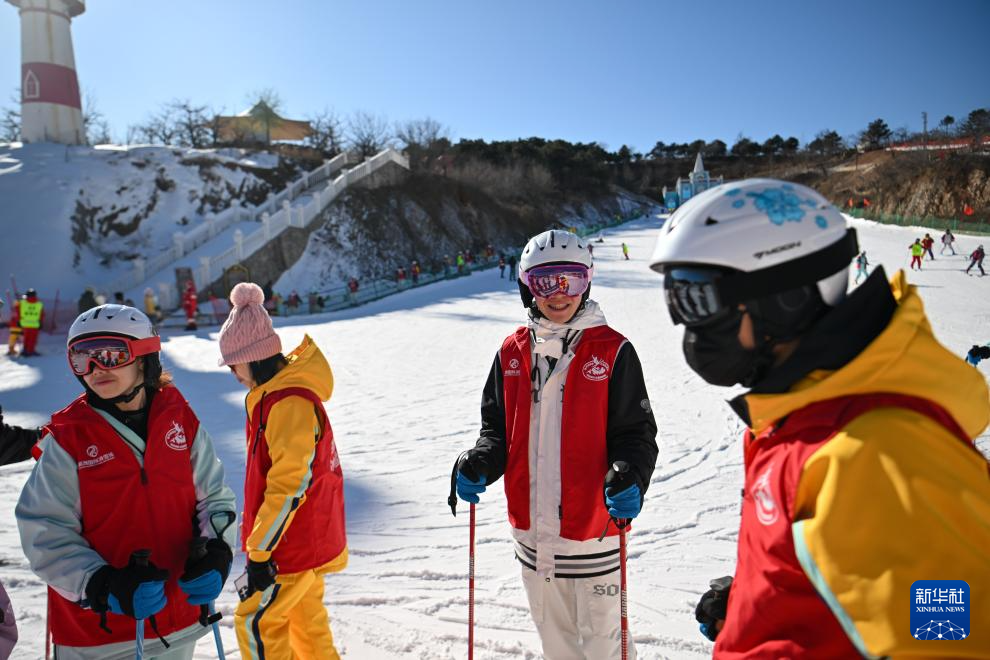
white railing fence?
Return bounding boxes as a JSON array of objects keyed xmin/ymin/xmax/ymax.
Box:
[{"xmin": 104, "ymin": 149, "xmax": 408, "ymax": 301}]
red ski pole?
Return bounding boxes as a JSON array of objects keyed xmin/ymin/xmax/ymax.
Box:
[
  {"xmin": 618, "ymin": 518, "xmax": 629, "ymax": 660},
  {"xmin": 469, "ymin": 502, "xmax": 476, "ymax": 660}
]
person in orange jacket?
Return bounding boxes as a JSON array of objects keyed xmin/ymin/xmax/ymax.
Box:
[
  {"xmin": 218, "ymin": 283, "xmax": 347, "ymax": 660},
  {"xmin": 650, "ymin": 179, "xmax": 990, "ymax": 658},
  {"xmin": 5, "ymin": 296, "xmax": 21, "ymax": 357}
]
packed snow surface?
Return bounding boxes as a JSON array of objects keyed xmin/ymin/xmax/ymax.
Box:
[{"xmin": 0, "ymin": 216, "xmax": 987, "ymax": 658}]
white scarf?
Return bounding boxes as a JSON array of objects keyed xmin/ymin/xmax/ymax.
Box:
[{"xmin": 529, "ymin": 300, "xmax": 608, "ymax": 359}]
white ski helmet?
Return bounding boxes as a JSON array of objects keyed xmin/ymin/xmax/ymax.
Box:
[
  {"xmin": 68, "ymin": 304, "xmax": 157, "ymax": 344},
  {"xmin": 649, "ymin": 179, "xmax": 857, "ymax": 308},
  {"xmin": 519, "ymin": 229, "xmax": 593, "ymax": 274},
  {"xmin": 517, "ymin": 229, "xmax": 594, "ymax": 310}
]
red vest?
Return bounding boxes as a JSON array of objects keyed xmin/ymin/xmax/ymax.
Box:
[
  {"xmin": 500, "ymin": 325, "xmax": 625, "ymax": 541},
  {"xmin": 716, "ymin": 393, "xmax": 972, "ymax": 659},
  {"xmin": 44, "ymin": 387, "xmax": 200, "ymax": 647},
  {"xmin": 243, "ymin": 387, "xmax": 346, "ymax": 573}
]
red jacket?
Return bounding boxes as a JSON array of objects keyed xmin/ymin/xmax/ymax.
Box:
[
  {"xmin": 243, "ymin": 386, "xmax": 346, "ymax": 573},
  {"xmin": 43, "ymin": 388, "xmax": 200, "ymax": 646},
  {"xmin": 500, "ymin": 325, "xmax": 625, "ymax": 541},
  {"xmin": 716, "ymin": 394, "xmax": 970, "ymax": 659}
]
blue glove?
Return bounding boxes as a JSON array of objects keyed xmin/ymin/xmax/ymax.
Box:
[
  {"xmin": 178, "ymin": 538, "xmax": 232, "ymax": 605},
  {"xmin": 108, "ymin": 580, "xmax": 166, "ymax": 619},
  {"xmin": 456, "ymin": 472, "xmax": 487, "ymax": 504},
  {"xmin": 178, "ymin": 570, "xmax": 223, "ymax": 606},
  {"xmin": 86, "ymin": 562, "xmax": 168, "ymax": 620},
  {"xmin": 605, "ymin": 483, "xmax": 642, "ymax": 519}
]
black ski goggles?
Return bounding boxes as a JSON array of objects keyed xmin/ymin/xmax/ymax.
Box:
[
  {"xmin": 662, "ymin": 229, "xmax": 860, "ymax": 327},
  {"xmin": 663, "ymin": 267, "xmax": 734, "ymax": 326}
]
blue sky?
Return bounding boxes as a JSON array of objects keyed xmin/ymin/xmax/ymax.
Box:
[{"xmin": 2, "ymin": 0, "xmax": 988, "ymax": 151}]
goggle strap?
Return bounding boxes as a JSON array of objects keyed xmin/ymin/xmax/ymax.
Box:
[{"xmin": 717, "ymin": 229, "xmax": 858, "ymax": 306}]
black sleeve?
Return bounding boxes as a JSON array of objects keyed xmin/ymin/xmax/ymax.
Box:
[
  {"xmin": 474, "ymin": 352, "xmax": 508, "ymax": 484},
  {"xmin": 0, "ymin": 422, "xmax": 41, "ymax": 466},
  {"xmin": 606, "ymin": 342, "xmax": 659, "ymax": 494}
]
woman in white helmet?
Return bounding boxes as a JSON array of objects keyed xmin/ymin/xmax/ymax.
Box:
[
  {"xmin": 15, "ymin": 304, "xmax": 237, "ymax": 660},
  {"xmin": 449, "ymin": 229, "xmax": 658, "ymax": 659},
  {"xmin": 650, "ymin": 179, "xmax": 990, "ymax": 658}
]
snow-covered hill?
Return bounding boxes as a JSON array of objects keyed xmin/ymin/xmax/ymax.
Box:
[
  {"xmin": 0, "ymin": 216, "xmax": 987, "ymax": 659},
  {"xmin": 0, "ymin": 143, "xmax": 299, "ymax": 298}
]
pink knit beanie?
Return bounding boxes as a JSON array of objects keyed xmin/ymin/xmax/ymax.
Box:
[{"xmin": 217, "ymin": 283, "xmax": 282, "ymax": 366}]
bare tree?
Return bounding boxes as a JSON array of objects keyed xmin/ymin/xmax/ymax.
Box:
[
  {"xmin": 347, "ymin": 110, "xmax": 392, "ymax": 158},
  {"xmin": 137, "ymin": 106, "xmax": 178, "ymax": 145},
  {"xmin": 168, "ymin": 99, "xmax": 211, "ymax": 148},
  {"xmin": 305, "ymin": 107, "xmax": 344, "ymax": 156},
  {"xmin": 1, "ymin": 90, "xmax": 19, "ymax": 143},
  {"xmin": 395, "ymin": 117, "xmax": 450, "ymax": 169},
  {"xmin": 82, "ymin": 90, "xmax": 112, "ymax": 145}
]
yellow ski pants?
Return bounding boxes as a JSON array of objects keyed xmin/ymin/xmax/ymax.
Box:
[{"xmin": 235, "ymin": 568, "xmax": 339, "ymax": 660}]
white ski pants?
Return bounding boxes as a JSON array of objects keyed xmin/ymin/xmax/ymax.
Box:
[{"xmin": 521, "ymin": 566, "xmax": 635, "ymax": 660}]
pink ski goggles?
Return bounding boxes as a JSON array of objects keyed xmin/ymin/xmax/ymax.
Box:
[{"xmin": 521, "ymin": 264, "xmax": 592, "ymax": 298}]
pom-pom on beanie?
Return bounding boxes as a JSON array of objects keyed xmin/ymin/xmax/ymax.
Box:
[{"xmin": 217, "ymin": 282, "xmax": 282, "ymax": 366}]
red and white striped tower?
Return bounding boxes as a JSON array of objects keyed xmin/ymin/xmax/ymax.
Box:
[{"xmin": 5, "ymin": 0, "xmax": 86, "ymax": 144}]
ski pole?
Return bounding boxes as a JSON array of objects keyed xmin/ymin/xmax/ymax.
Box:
[
  {"xmin": 469, "ymin": 502, "xmax": 476, "ymax": 660},
  {"xmin": 189, "ymin": 537, "xmax": 226, "ymax": 658},
  {"xmin": 617, "ymin": 516, "xmax": 629, "ymax": 660},
  {"xmin": 131, "ymin": 549, "xmax": 151, "ymax": 660}
]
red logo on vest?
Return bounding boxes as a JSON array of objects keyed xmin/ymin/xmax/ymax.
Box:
[
  {"xmin": 164, "ymin": 421, "xmax": 188, "ymax": 451},
  {"xmin": 505, "ymin": 357, "xmax": 521, "ymax": 377},
  {"xmin": 582, "ymin": 355, "xmax": 609, "ymax": 381},
  {"xmin": 86, "ymin": 444, "xmax": 98, "ymax": 458}
]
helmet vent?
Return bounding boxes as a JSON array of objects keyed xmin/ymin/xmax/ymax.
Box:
[{"xmin": 705, "ymin": 217, "xmax": 719, "ymax": 226}]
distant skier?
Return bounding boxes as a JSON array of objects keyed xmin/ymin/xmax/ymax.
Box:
[
  {"xmin": 854, "ymin": 250, "xmax": 869, "ymax": 284},
  {"xmin": 5, "ymin": 296, "xmax": 21, "ymax": 357},
  {"xmin": 649, "ymin": 178, "xmax": 990, "ymax": 659},
  {"xmin": 908, "ymin": 238, "xmax": 924, "ymax": 270},
  {"xmin": 77, "ymin": 287, "xmax": 98, "ymax": 314},
  {"xmin": 966, "ymin": 344, "xmax": 990, "ymax": 366},
  {"xmin": 621, "ymin": 242, "xmax": 630, "ymax": 260},
  {"xmin": 940, "ymin": 229, "xmax": 956, "ymax": 255},
  {"xmin": 966, "ymin": 245, "xmax": 986, "ymax": 276},
  {"xmin": 449, "ymin": 230, "xmax": 658, "ymax": 659},
  {"xmin": 217, "ymin": 283, "xmax": 348, "ymax": 659},
  {"xmin": 921, "ymin": 233, "xmax": 935, "ymax": 260},
  {"xmin": 143, "ymin": 287, "xmax": 162, "ymax": 325},
  {"xmin": 498, "ymin": 255, "xmax": 506, "ymax": 279},
  {"xmin": 16, "ymin": 304, "xmax": 237, "ymax": 660},
  {"xmin": 411, "ymin": 260, "xmax": 421, "ymax": 284},
  {"xmin": 182, "ymin": 280, "xmax": 198, "ymax": 330},
  {"xmin": 18, "ymin": 288, "xmax": 43, "ymax": 357}
]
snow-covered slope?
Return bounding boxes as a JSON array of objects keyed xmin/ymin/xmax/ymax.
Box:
[
  {"xmin": 0, "ymin": 216, "xmax": 987, "ymax": 659},
  {"xmin": 0, "ymin": 143, "xmax": 293, "ymax": 298}
]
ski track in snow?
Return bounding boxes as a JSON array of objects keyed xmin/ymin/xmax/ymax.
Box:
[{"xmin": 1, "ymin": 216, "xmax": 988, "ymax": 659}]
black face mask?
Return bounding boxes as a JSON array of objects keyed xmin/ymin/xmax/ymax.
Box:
[{"xmin": 682, "ymin": 311, "xmax": 774, "ymax": 388}]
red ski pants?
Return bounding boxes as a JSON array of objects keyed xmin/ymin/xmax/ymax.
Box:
[
  {"xmin": 910, "ymin": 256, "xmax": 922, "ymax": 269},
  {"xmin": 21, "ymin": 327, "xmax": 39, "ymax": 354}
]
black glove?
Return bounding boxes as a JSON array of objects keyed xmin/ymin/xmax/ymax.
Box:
[
  {"xmin": 246, "ymin": 558, "xmax": 278, "ymax": 594},
  {"xmin": 695, "ymin": 576, "xmax": 733, "ymax": 642},
  {"xmin": 85, "ymin": 560, "xmax": 169, "ymax": 620},
  {"xmin": 448, "ymin": 448, "xmax": 490, "ymax": 515},
  {"xmin": 457, "ymin": 449, "xmax": 489, "ymax": 483},
  {"xmin": 181, "ymin": 538, "xmax": 233, "ymax": 583}
]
